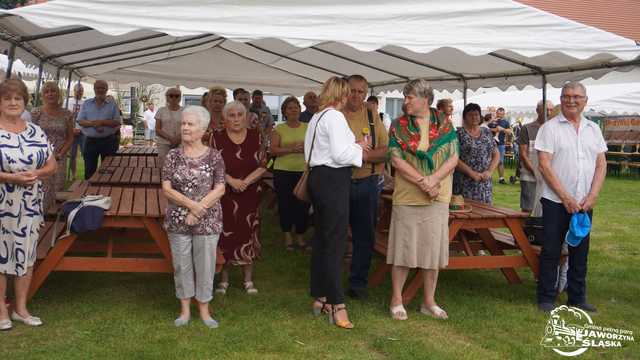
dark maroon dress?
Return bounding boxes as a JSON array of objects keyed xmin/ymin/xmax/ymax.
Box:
[{"xmin": 211, "ymin": 129, "xmax": 264, "ymax": 265}]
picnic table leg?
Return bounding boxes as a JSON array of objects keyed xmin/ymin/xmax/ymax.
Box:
[
  {"xmin": 142, "ymin": 218, "xmax": 174, "ymax": 269},
  {"xmin": 368, "ymin": 262, "xmax": 391, "ymax": 287},
  {"xmin": 476, "ymin": 229, "xmax": 522, "ymax": 284},
  {"xmin": 28, "ymin": 234, "xmax": 78, "ymax": 300},
  {"xmin": 505, "ymin": 218, "xmax": 540, "ymax": 279}
]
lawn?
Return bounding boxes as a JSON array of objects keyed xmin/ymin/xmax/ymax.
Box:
[{"xmin": 4, "ymin": 162, "xmax": 639, "ymax": 359}]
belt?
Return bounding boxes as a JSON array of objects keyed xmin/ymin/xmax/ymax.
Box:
[
  {"xmin": 85, "ymin": 133, "xmax": 117, "ymax": 141},
  {"xmin": 351, "ymin": 174, "xmax": 380, "ymax": 184}
]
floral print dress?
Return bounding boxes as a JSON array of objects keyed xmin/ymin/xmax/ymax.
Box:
[
  {"xmin": 31, "ymin": 108, "xmax": 73, "ymax": 212},
  {"xmin": 453, "ymin": 127, "xmax": 496, "ymax": 204},
  {"xmin": 162, "ymin": 147, "xmax": 225, "ymax": 235},
  {"xmin": 210, "ymin": 129, "xmax": 265, "ymax": 265}
]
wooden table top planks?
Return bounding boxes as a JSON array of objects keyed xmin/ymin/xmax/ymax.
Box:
[
  {"xmin": 89, "ymin": 156, "xmax": 160, "ymax": 186},
  {"xmin": 116, "ymin": 146, "xmax": 158, "ymax": 156}
]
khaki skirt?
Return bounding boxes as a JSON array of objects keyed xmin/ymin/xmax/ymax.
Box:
[{"xmin": 386, "ymin": 203, "xmax": 449, "ymax": 269}]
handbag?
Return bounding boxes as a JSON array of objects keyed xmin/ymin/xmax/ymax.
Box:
[{"xmin": 293, "ymin": 110, "xmax": 329, "ymax": 202}]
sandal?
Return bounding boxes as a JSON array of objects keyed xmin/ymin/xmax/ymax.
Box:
[
  {"xmin": 312, "ymin": 298, "xmax": 329, "ymax": 316},
  {"xmin": 329, "ymin": 304, "xmax": 354, "ymax": 329},
  {"xmin": 390, "ymin": 304, "xmax": 408, "ymax": 321},
  {"xmin": 215, "ymin": 281, "xmax": 229, "ymax": 295},
  {"xmin": 419, "ymin": 304, "xmax": 448, "ymax": 320},
  {"xmin": 285, "ymin": 242, "xmax": 295, "ymax": 251},
  {"xmin": 11, "ymin": 311, "xmax": 43, "ymax": 326},
  {"xmin": 243, "ymin": 281, "xmax": 258, "ymax": 295}
]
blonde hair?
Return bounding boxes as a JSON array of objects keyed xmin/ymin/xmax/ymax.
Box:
[
  {"xmin": 208, "ymin": 86, "xmax": 227, "ymax": 102},
  {"xmin": 42, "ymin": 81, "xmax": 62, "ymax": 106},
  {"xmin": 436, "ymin": 98, "xmax": 452, "ymax": 111},
  {"xmin": 318, "ymin": 76, "xmax": 349, "ymax": 111}
]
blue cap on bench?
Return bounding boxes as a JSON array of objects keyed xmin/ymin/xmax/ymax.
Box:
[{"xmin": 565, "ymin": 212, "xmax": 591, "ymax": 247}]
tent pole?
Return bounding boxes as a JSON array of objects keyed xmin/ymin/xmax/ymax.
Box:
[
  {"xmin": 34, "ymin": 61, "xmax": 45, "ymax": 107},
  {"xmin": 55, "ymin": 67, "xmax": 61, "ymax": 82},
  {"xmin": 5, "ymin": 43, "xmax": 16, "ymax": 79},
  {"xmin": 64, "ymin": 70, "xmax": 73, "ymax": 108},
  {"xmin": 542, "ymin": 74, "xmax": 548, "ymax": 121},
  {"xmin": 463, "ymin": 80, "xmax": 468, "ymax": 107}
]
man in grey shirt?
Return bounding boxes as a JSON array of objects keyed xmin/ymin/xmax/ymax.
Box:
[
  {"xmin": 518, "ymin": 100, "xmax": 552, "ymax": 212},
  {"xmin": 76, "ymin": 80, "xmax": 122, "ymax": 179}
]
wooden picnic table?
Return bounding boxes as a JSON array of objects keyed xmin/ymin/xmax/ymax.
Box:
[
  {"xmin": 116, "ymin": 146, "xmax": 158, "ymax": 156},
  {"xmin": 369, "ymin": 195, "xmax": 540, "ymax": 305},
  {"xmin": 29, "ymin": 182, "xmax": 224, "ymax": 300},
  {"xmin": 88, "ymin": 156, "xmax": 160, "ymax": 186}
]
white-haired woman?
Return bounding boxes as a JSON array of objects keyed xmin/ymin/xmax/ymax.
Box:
[
  {"xmin": 162, "ymin": 105, "xmax": 226, "ymax": 328},
  {"xmin": 208, "ymin": 101, "xmax": 266, "ymax": 295}
]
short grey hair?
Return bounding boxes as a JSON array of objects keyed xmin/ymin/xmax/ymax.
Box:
[
  {"xmin": 561, "ymin": 81, "xmax": 587, "ymax": 97},
  {"xmin": 403, "ymin": 79, "xmax": 434, "ymax": 105},
  {"xmin": 182, "ymin": 105, "xmax": 210, "ymax": 131},
  {"xmin": 223, "ymin": 100, "xmax": 246, "ymax": 118}
]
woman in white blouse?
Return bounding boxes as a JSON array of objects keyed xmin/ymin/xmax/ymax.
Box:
[{"xmin": 306, "ymin": 77, "xmax": 369, "ymax": 329}]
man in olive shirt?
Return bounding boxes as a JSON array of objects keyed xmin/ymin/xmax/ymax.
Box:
[{"xmin": 343, "ymin": 75, "xmax": 389, "ymax": 299}]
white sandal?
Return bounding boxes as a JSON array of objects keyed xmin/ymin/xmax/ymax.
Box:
[
  {"xmin": 243, "ymin": 281, "xmax": 258, "ymax": 295},
  {"xmin": 389, "ymin": 304, "xmax": 408, "ymax": 321},
  {"xmin": 420, "ymin": 305, "xmax": 448, "ymax": 320},
  {"xmin": 215, "ymin": 282, "xmax": 229, "ymax": 295},
  {"xmin": 11, "ymin": 311, "xmax": 43, "ymax": 326}
]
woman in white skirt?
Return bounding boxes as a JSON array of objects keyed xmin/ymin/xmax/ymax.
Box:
[{"xmin": 387, "ymin": 79, "xmax": 459, "ymax": 321}]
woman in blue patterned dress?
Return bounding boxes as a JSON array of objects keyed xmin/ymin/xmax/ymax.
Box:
[
  {"xmin": 453, "ymin": 103, "xmax": 499, "ymax": 204},
  {"xmin": 0, "ymin": 79, "xmax": 57, "ymax": 331}
]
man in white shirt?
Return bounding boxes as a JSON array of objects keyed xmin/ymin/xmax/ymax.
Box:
[
  {"xmin": 142, "ymin": 102, "xmax": 157, "ymax": 145},
  {"xmin": 67, "ymin": 83, "xmax": 85, "ymax": 180},
  {"xmin": 535, "ymin": 81, "xmax": 607, "ymax": 313}
]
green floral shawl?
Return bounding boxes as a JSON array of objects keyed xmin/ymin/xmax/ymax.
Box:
[{"xmin": 388, "ymin": 108, "xmax": 459, "ymax": 175}]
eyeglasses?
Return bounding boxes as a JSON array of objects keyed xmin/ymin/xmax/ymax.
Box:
[
  {"xmin": 560, "ymin": 95, "xmax": 586, "ymax": 101},
  {"xmin": 167, "ymin": 94, "xmax": 181, "ymax": 98}
]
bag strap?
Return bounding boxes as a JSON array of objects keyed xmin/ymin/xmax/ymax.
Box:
[
  {"xmin": 367, "ymin": 110, "xmax": 377, "ymax": 174},
  {"xmin": 306, "ymin": 109, "xmax": 331, "ymax": 166}
]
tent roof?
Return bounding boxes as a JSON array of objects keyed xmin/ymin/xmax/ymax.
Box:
[{"xmin": 1, "ymin": 0, "xmax": 639, "ymax": 94}]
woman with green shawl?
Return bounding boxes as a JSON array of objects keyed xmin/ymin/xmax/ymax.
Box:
[{"xmin": 386, "ymin": 79, "xmax": 459, "ymax": 321}]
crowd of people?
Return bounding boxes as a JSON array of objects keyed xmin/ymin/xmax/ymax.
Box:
[{"xmin": 0, "ymin": 74, "xmax": 607, "ymax": 331}]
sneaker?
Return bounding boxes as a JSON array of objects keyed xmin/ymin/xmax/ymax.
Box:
[
  {"xmin": 568, "ymin": 302, "xmax": 597, "ymax": 313},
  {"xmin": 498, "ymin": 178, "xmax": 507, "ymax": 185},
  {"xmin": 215, "ymin": 282, "xmax": 229, "ymax": 295}
]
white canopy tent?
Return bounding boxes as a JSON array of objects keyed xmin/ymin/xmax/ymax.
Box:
[{"xmin": 0, "ymin": 0, "xmax": 638, "ymax": 97}]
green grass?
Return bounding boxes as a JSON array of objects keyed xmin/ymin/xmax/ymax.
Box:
[{"xmin": 4, "ymin": 163, "xmax": 639, "ymax": 359}]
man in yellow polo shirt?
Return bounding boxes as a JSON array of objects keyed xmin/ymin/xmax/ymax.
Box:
[{"xmin": 343, "ymin": 75, "xmax": 389, "ymax": 300}]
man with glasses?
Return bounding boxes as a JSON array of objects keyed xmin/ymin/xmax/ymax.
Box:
[
  {"xmin": 535, "ymin": 82, "xmax": 607, "ymax": 313},
  {"xmin": 76, "ymin": 80, "xmax": 122, "ymax": 179},
  {"xmin": 155, "ymin": 88, "xmax": 183, "ymax": 171}
]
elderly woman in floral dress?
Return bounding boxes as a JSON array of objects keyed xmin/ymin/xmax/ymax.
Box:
[
  {"xmin": 162, "ymin": 105, "xmax": 226, "ymax": 329},
  {"xmin": 31, "ymin": 81, "xmax": 74, "ymax": 212},
  {"xmin": 209, "ymin": 101, "xmax": 267, "ymax": 296}
]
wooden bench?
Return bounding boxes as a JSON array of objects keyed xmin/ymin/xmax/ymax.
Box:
[{"xmin": 369, "ymin": 197, "xmax": 540, "ymax": 304}]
